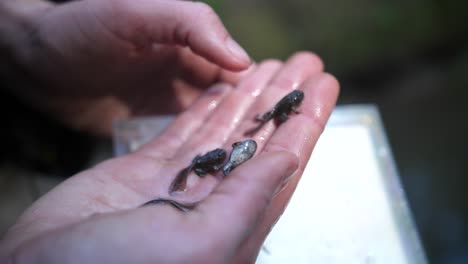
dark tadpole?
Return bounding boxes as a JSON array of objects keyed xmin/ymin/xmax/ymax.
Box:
[
  {"xmin": 245, "ymin": 90, "xmax": 304, "ymax": 135},
  {"xmin": 141, "ymin": 198, "xmax": 196, "ymax": 212},
  {"xmin": 169, "ymin": 148, "xmax": 227, "ymax": 194}
]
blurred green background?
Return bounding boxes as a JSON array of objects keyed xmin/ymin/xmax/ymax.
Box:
[
  {"xmin": 205, "ymin": 0, "xmax": 468, "ymax": 263},
  {"xmin": 1, "ymin": 0, "xmax": 468, "ymax": 263},
  {"xmin": 209, "ymin": 0, "xmax": 467, "ymax": 74}
]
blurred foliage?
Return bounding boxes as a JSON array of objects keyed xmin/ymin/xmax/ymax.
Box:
[
  {"xmin": 225, "ymin": 9, "xmax": 301, "ymax": 60},
  {"xmin": 205, "ymin": 0, "xmax": 468, "ymax": 74},
  {"xmin": 199, "ymin": 1, "xmax": 468, "ymax": 262}
]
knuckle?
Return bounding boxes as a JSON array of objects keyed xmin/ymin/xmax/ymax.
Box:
[
  {"xmin": 187, "ymin": 2, "xmax": 226, "ymax": 40},
  {"xmin": 192, "ymin": 2, "xmax": 216, "ymax": 19},
  {"xmin": 292, "ymin": 51, "xmax": 325, "ymax": 71},
  {"xmin": 260, "ymin": 59, "xmax": 283, "ymax": 69},
  {"xmin": 321, "ymin": 72, "xmax": 341, "ymax": 91}
]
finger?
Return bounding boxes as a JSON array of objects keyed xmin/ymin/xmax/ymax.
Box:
[
  {"xmin": 192, "ymin": 151, "xmax": 299, "ymax": 253},
  {"xmin": 161, "ymin": 61, "xmax": 281, "ymax": 198},
  {"xmin": 218, "ymin": 63, "xmax": 258, "ymax": 85},
  {"xmin": 182, "ymin": 52, "xmax": 322, "ymax": 156},
  {"xmin": 227, "ymin": 51, "xmax": 324, "ymax": 151},
  {"xmin": 95, "ymin": 0, "xmax": 251, "ymax": 71},
  {"xmin": 168, "ymin": 48, "xmax": 257, "ymax": 89},
  {"xmin": 263, "ymin": 73, "xmax": 340, "ymax": 160},
  {"xmin": 138, "ymin": 83, "xmax": 232, "ymax": 159},
  {"xmin": 174, "ymin": 60, "xmax": 282, "ymax": 157},
  {"xmin": 171, "ymin": 52, "xmax": 322, "ymax": 200},
  {"xmin": 235, "ymin": 73, "xmax": 340, "ymax": 260}
]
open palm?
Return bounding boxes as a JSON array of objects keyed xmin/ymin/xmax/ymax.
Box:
[{"xmin": 0, "ymin": 52, "xmax": 338, "ymax": 263}]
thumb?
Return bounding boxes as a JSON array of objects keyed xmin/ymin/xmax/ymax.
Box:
[
  {"xmin": 96, "ymin": 0, "xmax": 251, "ymax": 71},
  {"xmin": 194, "ymin": 151, "xmax": 299, "ymax": 248}
]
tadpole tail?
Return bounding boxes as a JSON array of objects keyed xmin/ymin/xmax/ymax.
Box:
[
  {"xmin": 244, "ymin": 122, "xmax": 266, "ymax": 136},
  {"xmin": 169, "ymin": 167, "xmax": 191, "ymax": 194},
  {"xmin": 222, "ymin": 162, "xmax": 233, "ymax": 176}
]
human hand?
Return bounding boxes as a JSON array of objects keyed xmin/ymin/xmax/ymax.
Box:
[
  {"xmin": 6, "ymin": 0, "xmax": 251, "ymax": 135},
  {"xmin": 0, "ymin": 52, "xmax": 339, "ymax": 263}
]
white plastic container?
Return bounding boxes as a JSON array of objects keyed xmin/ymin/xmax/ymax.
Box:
[{"xmin": 112, "ymin": 105, "xmax": 426, "ymax": 264}]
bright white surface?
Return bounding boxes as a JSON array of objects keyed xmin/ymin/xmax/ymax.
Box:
[
  {"xmin": 112, "ymin": 106, "xmax": 425, "ymax": 263},
  {"xmin": 256, "ymin": 122, "xmax": 415, "ymax": 263}
]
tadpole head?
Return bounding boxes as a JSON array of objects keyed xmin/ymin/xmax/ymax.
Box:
[
  {"xmin": 213, "ymin": 148, "xmax": 228, "ymax": 162},
  {"xmin": 291, "ymin": 90, "xmax": 305, "ymax": 105}
]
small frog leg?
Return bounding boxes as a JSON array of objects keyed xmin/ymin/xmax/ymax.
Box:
[
  {"xmin": 257, "ymin": 110, "xmax": 274, "ymax": 122},
  {"xmin": 291, "ymin": 106, "xmax": 301, "ymax": 114},
  {"xmin": 255, "ymin": 113, "xmax": 265, "ymax": 122},
  {"xmin": 194, "ymin": 168, "xmax": 207, "ymax": 177},
  {"xmin": 191, "ymin": 155, "xmax": 201, "ymax": 164},
  {"xmin": 278, "ymin": 113, "xmax": 289, "ymax": 123}
]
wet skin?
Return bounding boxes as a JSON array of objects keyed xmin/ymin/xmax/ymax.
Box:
[
  {"xmin": 223, "ymin": 139, "xmax": 257, "ymax": 176},
  {"xmin": 246, "ymin": 90, "xmax": 305, "ymax": 135},
  {"xmin": 169, "ymin": 148, "xmax": 227, "ymax": 193}
]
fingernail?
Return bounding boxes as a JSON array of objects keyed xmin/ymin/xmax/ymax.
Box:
[
  {"xmin": 281, "ymin": 169, "xmax": 296, "ymax": 185},
  {"xmin": 206, "ymin": 83, "xmax": 231, "ymax": 95},
  {"xmin": 226, "ymin": 37, "xmax": 251, "ymax": 64},
  {"xmin": 273, "ymin": 180, "xmax": 290, "ymax": 197}
]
